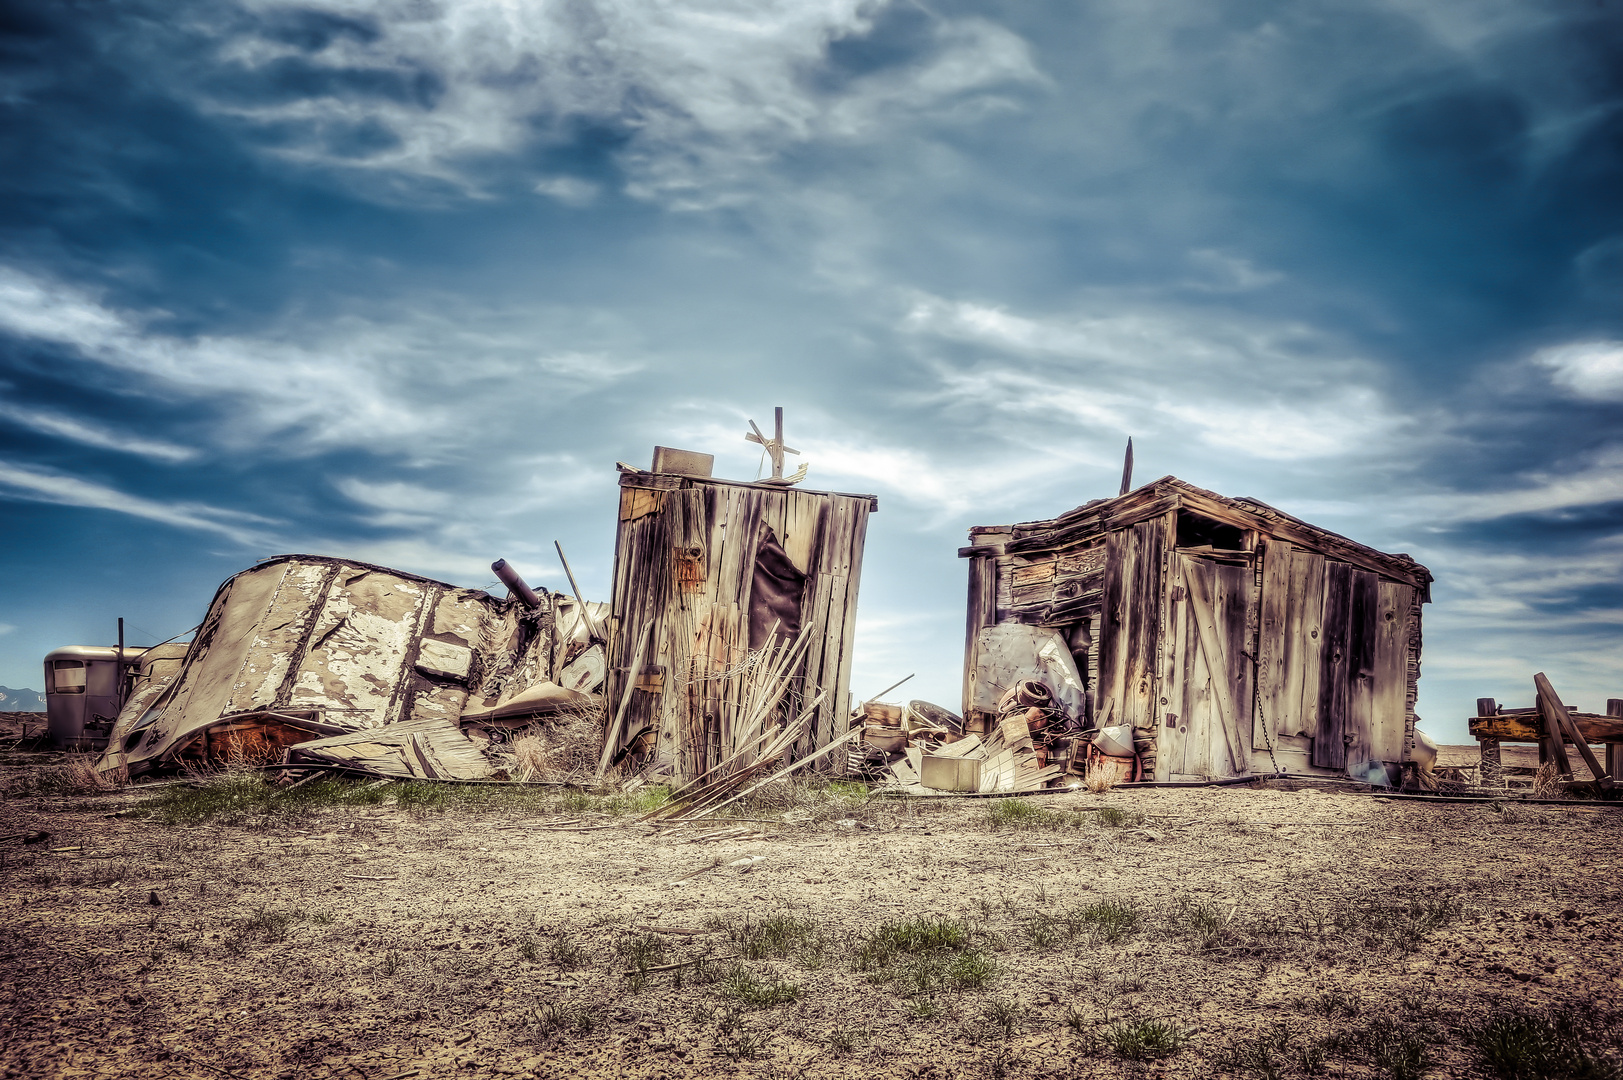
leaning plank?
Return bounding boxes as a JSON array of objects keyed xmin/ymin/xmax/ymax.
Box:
[
  {"xmin": 1183, "ymin": 567, "xmax": 1245, "ymax": 774},
  {"xmin": 1535, "ymin": 673, "xmax": 1612, "ymax": 788},
  {"xmin": 1532, "ymin": 673, "xmax": 1575, "ymax": 779},
  {"xmin": 598, "ymin": 621, "xmax": 652, "ymax": 778}
]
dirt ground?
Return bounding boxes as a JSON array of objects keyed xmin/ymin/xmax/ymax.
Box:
[{"xmin": 2, "ymin": 716, "xmax": 1621, "ymax": 1079}]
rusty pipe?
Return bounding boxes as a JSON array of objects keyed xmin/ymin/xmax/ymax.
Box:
[{"xmin": 491, "ymin": 559, "xmax": 541, "ymax": 608}]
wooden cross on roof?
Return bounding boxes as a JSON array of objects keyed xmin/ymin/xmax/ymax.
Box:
[{"xmin": 746, "ymin": 406, "xmax": 808, "ymax": 486}]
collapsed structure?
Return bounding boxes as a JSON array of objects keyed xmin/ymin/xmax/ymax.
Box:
[
  {"xmin": 93, "ymin": 554, "xmax": 603, "ymax": 779},
  {"xmin": 955, "ymin": 476, "xmax": 1434, "ymax": 784}
]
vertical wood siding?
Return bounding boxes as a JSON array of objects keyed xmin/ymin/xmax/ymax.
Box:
[{"xmin": 606, "ymin": 476, "xmax": 872, "ymax": 780}]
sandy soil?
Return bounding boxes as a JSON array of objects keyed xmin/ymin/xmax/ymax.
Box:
[{"xmin": 1, "ymin": 742, "xmax": 1620, "ymax": 1079}]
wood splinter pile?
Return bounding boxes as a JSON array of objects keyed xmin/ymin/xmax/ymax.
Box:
[{"xmin": 640, "ymin": 626, "xmax": 858, "ymax": 824}]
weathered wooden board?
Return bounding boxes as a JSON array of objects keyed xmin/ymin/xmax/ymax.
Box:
[
  {"xmin": 1371, "ymin": 581, "xmax": 1413, "ymax": 766},
  {"xmin": 1176, "ymin": 555, "xmax": 1253, "ymax": 777},
  {"xmin": 1096, "ymin": 528, "xmax": 1135, "ymax": 726},
  {"xmin": 1343, "ymin": 567, "xmax": 1379, "ymax": 777},
  {"xmin": 1469, "ymin": 713, "xmax": 1623, "ymax": 742},
  {"xmin": 1254, "ymin": 540, "xmax": 1291, "ymax": 750},
  {"xmin": 1122, "ymin": 518, "xmax": 1166, "ymax": 732},
  {"xmin": 1282, "ymin": 550, "xmax": 1325, "ymax": 738},
  {"xmin": 1315, "ymin": 561, "xmax": 1353, "ymax": 769},
  {"xmin": 1157, "ymin": 554, "xmax": 1192, "ymax": 779},
  {"xmin": 607, "ymin": 471, "xmax": 874, "ymax": 780}
]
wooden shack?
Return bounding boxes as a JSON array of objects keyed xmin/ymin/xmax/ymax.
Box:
[
  {"xmin": 603, "ymin": 461, "xmax": 878, "ymax": 781},
  {"xmin": 960, "ymin": 477, "xmax": 1433, "ymax": 782}
]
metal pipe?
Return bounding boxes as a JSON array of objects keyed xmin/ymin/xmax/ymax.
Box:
[{"xmin": 490, "ymin": 559, "xmax": 542, "ymax": 608}]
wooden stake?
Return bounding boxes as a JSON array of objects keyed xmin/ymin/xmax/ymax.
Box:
[
  {"xmin": 555, "ymin": 540, "xmax": 604, "ymax": 644},
  {"xmin": 598, "ymin": 622, "xmax": 652, "ymax": 779}
]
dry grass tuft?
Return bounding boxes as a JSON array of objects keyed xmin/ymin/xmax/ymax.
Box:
[
  {"xmin": 1532, "ymin": 761, "xmax": 1564, "ymax": 800},
  {"xmin": 498, "ymin": 702, "xmax": 603, "ymax": 783},
  {"xmin": 2, "ymin": 752, "xmax": 126, "ymax": 796},
  {"xmin": 1083, "ymin": 760, "xmax": 1123, "ymax": 793}
]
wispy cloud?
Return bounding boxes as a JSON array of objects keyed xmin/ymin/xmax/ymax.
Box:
[
  {"xmin": 164, "ymin": 1, "xmax": 1042, "ymax": 205},
  {"xmin": 0, "ymin": 400, "xmax": 197, "ymax": 462},
  {"xmin": 0, "ymin": 460, "xmax": 274, "ymax": 546},
  {"xmin": 903, "ymin": 292, "xmax": 1403, "ymax": 462}
]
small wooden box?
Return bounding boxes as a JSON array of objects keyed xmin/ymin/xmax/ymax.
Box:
[
  {"xmin": 651, "ymin": 446, "xmax": 715, "ymax": 477},
  {"xmin": 920, "ymin": 755, "xmax": 981, "ymax": 792},
  {"xmin": 863, "ymin": 727, "xmax": 907, "ymax": 753}
]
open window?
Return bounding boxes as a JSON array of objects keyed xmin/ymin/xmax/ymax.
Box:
[{"xmin": 1176, "ymin": 510, "xmax": 1248, "ymax": 552}]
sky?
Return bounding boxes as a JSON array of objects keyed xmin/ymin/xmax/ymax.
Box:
[{"xmin": 1, "ymin": 0, "xmax": 1620, "ymax": 744}]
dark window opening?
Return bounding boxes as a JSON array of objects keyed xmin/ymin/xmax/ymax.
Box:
[
  {"xmin": 748, "ymin": 525, "xmax": 808, "ymax": 649},
  {"xmin": 1177, "ymin": 511, "xmax": 1247, "ymax": 551}
]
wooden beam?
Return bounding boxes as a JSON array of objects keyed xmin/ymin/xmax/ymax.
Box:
[
  {"xmin": 1183, "ymin": 565, "xmax": 1245, "ymax": 774},
  {"xmin": 1470, "ymin": 712, "xmax": 1623, "ymax": 742}
]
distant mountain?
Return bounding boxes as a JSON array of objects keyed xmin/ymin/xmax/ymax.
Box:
[{"xmin": 0, "ymin": 687, "xmax": 46, "ymax": 712}]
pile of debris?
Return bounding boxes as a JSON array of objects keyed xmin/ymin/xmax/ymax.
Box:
[
  {"xmin": 851, "ymin": 682, "xmax": 1142, "ymax": 794},
  {"xmin": 92, "ymin": 554, "xmax": 609, "ymax": 785}
]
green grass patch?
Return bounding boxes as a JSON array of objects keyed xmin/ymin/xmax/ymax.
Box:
[
  {"xmin": 136, "ymin": 772, "xmax": 392, "ymax": 827},
  {"xmin": 1472, "ymin": 1007, "xmax": 1621, "ymax": 1080},
  {"xmin": 1060, "ymin": 898, "xmax": 1142, "ymax": 943},
  {"xmin": 852, "ymin": 916, "xmax": 997, "ymax": 996},
  {"xmin": 721, "ymin": 965, "xmax": 800, "ymax": 1008},
  {"xmin": 615, "ymin": 932, "xmax": 668, "ymax": 973},
  {"xmin": 1102, "ymin": 1018, "xmax": 1188, "ymax": 1061},
  {"xmin": 852, "ymin": 916, "xmax": 969, "ymax": 969},
  {"xmin": 1325, "ymin": 1016, "xmax": 1432, "ymax": 1080},
  {"xmin": 732, "ymin": 914, "xmax": 824, "ymax": 960}
]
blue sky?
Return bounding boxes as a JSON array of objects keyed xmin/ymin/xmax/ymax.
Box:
[{"xmin": 1, "ymin": 0, "xmax": 1620, "ymax": 743}]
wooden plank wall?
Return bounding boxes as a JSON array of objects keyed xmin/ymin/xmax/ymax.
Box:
[
  {"xmin": 968, "ymin": 495, "xmax": 1426, "ymax": 781},
  {"xmin": 607, "ymin": 476, "xmax": 872, "ymax": 781}
]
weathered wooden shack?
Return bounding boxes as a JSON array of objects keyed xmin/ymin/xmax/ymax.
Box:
[
  {"xmin": 603, "ymin": 461, "xmax": 877, "ymax": 781},
  {"xmin": 961, "ymin": 477, "xmax": 1433, "ymax": 782}
]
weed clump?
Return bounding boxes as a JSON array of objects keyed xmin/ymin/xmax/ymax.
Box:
[
  {"xmin": 721, "ymin": 965, "xmax": 800, "ymax": 1008},
  {"xmin": 1472, "ymin": 1007, "xmax": 1621, "ymax": 1080},
  {"xmin": 732, "ymin": 913, "xmax": 824, "ymax": 960},
  {"xmin": 852, "ymin": 917, "xmax": 997, "ymax": 997},
  {"xmin": 1102, "ymin": 1018, "xmax": 1188, "ymax": 1060}
]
